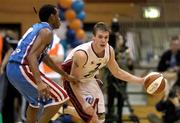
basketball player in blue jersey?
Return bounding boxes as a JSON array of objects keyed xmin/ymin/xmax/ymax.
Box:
[
  {"xmin": 6, "ymin": 4, "xmax": 76, "ymax": 123},
  {"xmin": 61, "ymin": 22, "xmax": 146, "ymax": 123}
]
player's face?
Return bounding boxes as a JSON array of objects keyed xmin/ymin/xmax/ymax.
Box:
[
  {"xmin": 92, "ymin": 30, "xmax": 109, "ymax": 50},
  {"xmin": 52, "ymin": 9, "xmax": 61, "ymax": 29},
  {"xmin": 170, "ymin": 40, "xmax": 179, "ymax": 53}
]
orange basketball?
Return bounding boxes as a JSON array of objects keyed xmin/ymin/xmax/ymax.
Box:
[{"xmin": 144, "ymin": 72, "xmax": 166, "ymax": 95}]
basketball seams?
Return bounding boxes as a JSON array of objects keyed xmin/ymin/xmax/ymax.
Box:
[
  {"xmin": 146, "ymin": 76, "xmax": 163, "ymax": 94},
  {"xmin": 154, "ymin": 78, "xmax": 166, "ymax": 94},
  {"xmin": 144, "ymin": 74, "xmax": 161, "ymax": 89},
  {"xmin": 144, "ymin": 72, "xmax": 166, "ymax": 95}
]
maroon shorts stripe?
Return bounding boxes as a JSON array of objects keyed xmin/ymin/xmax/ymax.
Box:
[{"xmin": 64, "ymin": 80, "xmax": 92, "ymax": 122}]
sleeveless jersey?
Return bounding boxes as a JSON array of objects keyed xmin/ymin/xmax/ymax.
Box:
[
  {"xmin": 9, "ymin": 22, "xmax": 53, "ymax": 65},
  {"xmin": 65, "ymin": 41, "xmax": 110, "ymax": 82}
]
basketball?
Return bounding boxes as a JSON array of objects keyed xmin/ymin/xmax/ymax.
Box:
[{"xmin": 144, "ymin": 72, "xmax": 167, "ymax": 95}]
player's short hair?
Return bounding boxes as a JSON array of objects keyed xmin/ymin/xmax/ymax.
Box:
[
  {"xmin": 39, "ymin": 4, "xmax": 57, "ymax": 22},
  {"xmin": 93, "ymin": 22, "xmax": 111, "ymax": 35}
]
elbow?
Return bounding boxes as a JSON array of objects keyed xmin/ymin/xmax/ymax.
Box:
[{"xmin": 111, "ymin": 70, "xmax": 120, "ymax": 79}]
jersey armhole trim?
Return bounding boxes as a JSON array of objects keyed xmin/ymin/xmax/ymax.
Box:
[
  {"xmin": 109, "ymin": 45, "xmax": 111, "ymax": 61},
  {"xmin": 76, "ymin": 49, "xmax": 88, "ymax": 67}
]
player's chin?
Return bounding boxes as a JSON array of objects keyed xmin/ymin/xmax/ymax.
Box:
[
  {"xmin": 100, "ymin": 45, "xmax": 106, "ymax": 50},
  {"xmin": 54, "ymin": 25, "xmax": 60, "ymax": 29}
]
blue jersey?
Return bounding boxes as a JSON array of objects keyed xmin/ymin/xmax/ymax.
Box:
[{"xmin": 9, "ymin": 22, "xmax": 53, "ymax": 65}]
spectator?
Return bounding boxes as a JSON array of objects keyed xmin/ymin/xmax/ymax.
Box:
[
  {"xmin": 0, "ymin": 30, "xmax": 22, "ymax": 123},
  {"xmin": 106, "ymin": 34, "xmax": 134, "ymax": 123},
  {"xmin": 157, "ymin": 36, "xmax": 180, "ymax": 96},
  {"xmin": 155, "ymin": 87, "xmax": 180, "ymax": 123},
  {"xmin": 148, "ymin": 37, "xmax": 180, "ymax": 123}
]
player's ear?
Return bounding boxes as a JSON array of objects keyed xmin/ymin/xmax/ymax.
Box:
[
  {"xmin": 50, "ymin": 14, "xmax": 55, "ymax": 19},
  {"xmin": 48, "ymin": 14, "xmax": 53, "ymax": 22}
]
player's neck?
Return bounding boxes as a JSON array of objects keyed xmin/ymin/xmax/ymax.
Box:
[{"xmin": 91, "ymin": 43, "xmax": 105, "ymax": 58}]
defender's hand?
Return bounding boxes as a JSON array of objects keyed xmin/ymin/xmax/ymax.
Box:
[
  {"xmin": 66, "ymin": 75, "xmax": 79, "ymax": 84},
  {"xmin": 37, "ymin": 82, "xmax": 50, "ymax": 100}
]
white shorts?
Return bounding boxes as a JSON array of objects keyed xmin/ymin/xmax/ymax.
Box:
[{"xmin": 63, "ymin": 78, "xmax": 105, "ymax": 122}]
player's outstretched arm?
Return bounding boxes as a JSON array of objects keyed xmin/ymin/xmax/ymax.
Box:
[{"xmin": 107, "ymin": 46, "xmax": 145, "ymax": 84}]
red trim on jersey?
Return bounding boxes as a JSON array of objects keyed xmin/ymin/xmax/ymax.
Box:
[{"xmin": 75, "ymin": 49, "xmax": 88, "ymax": 66}]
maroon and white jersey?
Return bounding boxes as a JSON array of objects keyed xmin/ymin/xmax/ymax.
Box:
[
  {"xmin": 63, "ymin": 41, "xmax": 110, "ymax": 115},
  {"xmin": 65, "ymin": 41, "xmax": 110, "ymax": 82}
]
